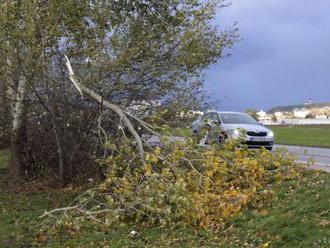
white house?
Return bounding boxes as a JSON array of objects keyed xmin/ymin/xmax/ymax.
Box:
[
  {"xmin": 257, "ymin": 110, "xmax": 272, "ymax": 121},
  {"xmin": 293, "ymin": 108, "xmax": 310, "ymax": 118},
  {"xmin": 274, "ymin": 112, "xmax": 283, "ymax": 118},
  {"xmin": 315, "ymin": 114, "xmax": 328, "ymax": 119},
  {"xmin": 256, "ymin": 110, "xmax": 267, "ymax": 118}
]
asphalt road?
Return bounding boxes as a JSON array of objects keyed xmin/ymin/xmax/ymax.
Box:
[{"xmin": 274, "ymin": 145, "xmax": 330, "ymax": 172}]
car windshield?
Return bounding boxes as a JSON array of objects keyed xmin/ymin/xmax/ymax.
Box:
[{"xmin": 220, "ymin": 113, "xmax": 257, "ymax": 124}]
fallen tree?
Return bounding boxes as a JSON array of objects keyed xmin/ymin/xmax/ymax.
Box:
[
  {"xmin": 40, "ymin": 133, "xmax": 299, "ymax": 231},
  {"xmin": 41, "ymin": 61, "xmax": 300, "ymax": 229},
  {"xmin": 36, "ymin": 55, "xmax": 301, "ymax": 235}
]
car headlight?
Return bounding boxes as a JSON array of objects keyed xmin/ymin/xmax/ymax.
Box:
[
  {"xmin": 233, "ymin": 129, "xmax": 240, "ymax": 136},
  {"xmin": 268, "ymin": 131, "xmax": 274, "ymax": 137}
]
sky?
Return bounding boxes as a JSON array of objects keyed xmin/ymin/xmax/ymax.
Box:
[{"xmin": 205, "ymin": 0, "xmax": 330, "ymax": 111}]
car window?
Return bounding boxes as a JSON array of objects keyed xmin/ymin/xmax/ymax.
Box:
[
  {"xmin": 203, "ymin": 113, "xmax": 221, "ymax": 123},
  {"xmin": 211, "ymin": 113, "xmax": 221, "ymax": 123},
  {"xmin": 203, "ymin": 113, "xmax": 213, "ymax": 121},
  {"xmin": 220, "ymin": 113, "xmax": 257, "ymax": 124}
]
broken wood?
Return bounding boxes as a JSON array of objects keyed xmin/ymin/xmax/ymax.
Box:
[{"xmin": 64, "ymin": 56, "xmax": 149, "ymax": 166}]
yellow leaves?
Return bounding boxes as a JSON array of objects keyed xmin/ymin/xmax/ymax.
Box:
[
  {"xmin": 273, "ymin": 161, "xmax": 281, "ymax": 168},
  {"xmin": 98, "ymin": 183, "xmax": 107, "ymax": 192},
  {"xmin": 262, "ymin": 241, "xmax": 271, "ymax": 248},
  {"xmin": 82, "ymin": 138, "xmax": 299, "ymax": 230},
  {"xmin": 145, "ymin": 163, "xmax": 152, "ymax": 175},
  {"xmin": 146, "ymin": 152, "xmax": 159, "ymax": 164},
  {"xmin": 154, "ymin": 146, "xmax": 162, "ymax": 156}
]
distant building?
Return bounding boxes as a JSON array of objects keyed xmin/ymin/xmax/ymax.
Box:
[
  {"xmin": 293, "ymin": 108, "xmax": 310, "ymax": 118},
  {"xmin": 257, "ymin": 110, "xmax": 272, "ymax": 121},
  {"xmin": 179, "ymin": 110, "xmax": 204, "ymax": 117},
  {"xmin": 190, "ymin": 110, "xmax": 203, "ymax": 116},
  {"xmin": 315, "ymin": 114, "xmax": 328, "ymax": 119},
  {"xmin": 256, "ymin": 110, "xmax": 267, "ymax": 118},
  {"xmin": 274, "ymin": 112, "xmax": 283, "ymax": 118},
  {"xmin": 127, "ymin": 100, "xmax": 162, "ymax": 116}
]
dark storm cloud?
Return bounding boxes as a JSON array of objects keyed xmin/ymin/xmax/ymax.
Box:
[{"xmin": 206, "ymin": 0, "xmax": 330, "ymax": 111}]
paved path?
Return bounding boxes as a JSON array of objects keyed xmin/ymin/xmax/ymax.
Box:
[{"xmin": 274, "ymin": 145, "xmax": 330, "ymax": 172}]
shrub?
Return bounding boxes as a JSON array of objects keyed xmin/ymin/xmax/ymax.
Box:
[{"xmin": 41, "ymin": 135, "xmax": 298, "ymax": 231}]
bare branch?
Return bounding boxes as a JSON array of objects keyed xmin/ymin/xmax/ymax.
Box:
[
  {"xmin": 65, "ymin": 56, "xmax": 146, "ymax": 166},
  {"xmin": 39, "ymin": 205, "xmax": 79, "ymax": 219}
]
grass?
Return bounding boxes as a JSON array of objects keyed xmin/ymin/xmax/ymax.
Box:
[
  {"xmin": 0, "ymin": 149, "xmax": 329, "ymax": 247},
  {"xmin": 224, "ymin": 169, "xmax": 330, "ymax": 247},
  {"xmin": 0, "ymin": 150, "xmax": 77, "ymax": 247},
  {"xmin": 171, "ymin": 127, "xmax": 191, "ymax": 137},
  {"xmin": 271, "ymin": 125, "xmax": 330, "ymax": 148}
]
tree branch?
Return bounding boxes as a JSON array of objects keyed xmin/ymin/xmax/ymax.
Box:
[{"xmin": 64, "ymin": 56, "xmax": 147, "ymax": 166}]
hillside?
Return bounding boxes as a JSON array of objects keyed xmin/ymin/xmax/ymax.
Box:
[{"xmin": 268, "ymin": 102, "xmax": 330, "ymax": 113}]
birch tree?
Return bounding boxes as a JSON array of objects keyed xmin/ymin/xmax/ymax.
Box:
[{"xmin": 0, "ymin": 0, "xmax": 237, "ymax": 184}]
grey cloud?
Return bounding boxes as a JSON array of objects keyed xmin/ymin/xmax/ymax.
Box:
[{"xmin": 206, "ymin": 0, "xmax": 330, "ymax": 111}]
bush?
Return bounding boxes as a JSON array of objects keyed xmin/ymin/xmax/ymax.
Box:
[{"xmin": 41, "ymin": 134, "xmax": 298, "ymax": 231}]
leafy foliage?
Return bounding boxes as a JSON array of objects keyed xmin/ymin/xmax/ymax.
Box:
[
  {"xmin": 0, "ymin": 0, "xmax": 237, "ymax": 181},
  {"xmin": 41, "ymin": 133, "xmax": 298, "ymax": 231}
]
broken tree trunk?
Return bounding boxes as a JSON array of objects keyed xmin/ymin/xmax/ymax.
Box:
[{"xmin": 65, "ymin": 56, "xmax": 147, "ymax": 166}]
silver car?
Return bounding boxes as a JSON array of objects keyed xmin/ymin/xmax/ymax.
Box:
[{"xmin": 191, "ymin": 111, "xmax": 274, "ymax": 150}]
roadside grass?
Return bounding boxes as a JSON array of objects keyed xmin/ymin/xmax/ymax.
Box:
[
  {"xmin": 171, "ymin": 127, "xmax": 191, "ymax": 137},
  {"xmin": 271, "ymin": 125, "xmax": 330, "ymax": 148},
  {"xmin": 1, "ymin": 149, "xmax": 329, "ymax": 247},
  {"xmin": 224, "ymin": 169, "xmax": 330, "ymax": 247}
]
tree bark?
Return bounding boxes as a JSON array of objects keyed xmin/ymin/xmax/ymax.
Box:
[
  {"xmin": 10, "ymin": 75, "xmax": 27, "ymax": 178},
  {"xmin": 0, "ymin": 81, "xmax": 11, "ymax": 145}
]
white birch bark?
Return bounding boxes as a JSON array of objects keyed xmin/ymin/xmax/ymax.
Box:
[
  {"xmin": 9, "ymin": 74, "xmax": 27, "ymax": 178},
  {"xmin": 11, "ymin": 75, "xmax": 27, "ymax": 137},
  {"xmin": 6, "ymin": 82, "xmax": 16, "ymax": 119},
  {"xmin": 5, "ymin": 57, "xmax": 17, "ymax": 120}
]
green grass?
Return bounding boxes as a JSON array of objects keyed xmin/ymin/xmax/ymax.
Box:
[
  {"xmin": 0, "ymin": 150, "xmax": 77, "ymax": 247},
  {"xmin": 171, "ymin": 127, "xmax": 191, "ymax": 137},
  {"xmin": 224, "ymin": 169, "xmax": 330, "ymax": 247},
  {"xmin": 271, "ymin": 125, "xmax": 330, "ymax": 148},
  {"xmin": 1, "ymin": 149, "xmax": 330, "ymax": 247}
]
